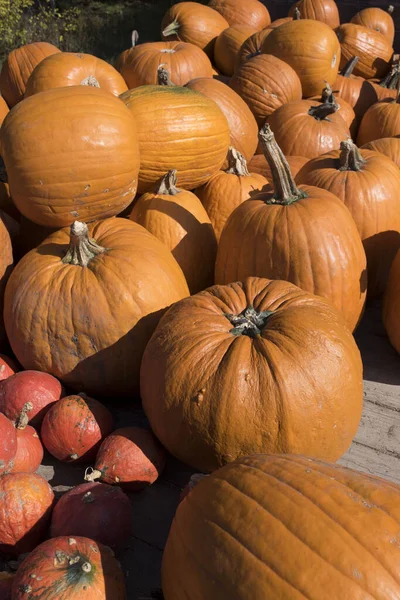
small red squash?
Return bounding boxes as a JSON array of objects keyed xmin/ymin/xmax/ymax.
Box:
[
  {"xmin": 0, "ymin": 572, "xmax": 14, "ymax": 600},
  {"xmin": 12, "ymin": 536, "xmax": 127, "ymax": 599},
  {"xmin": 0, "ymin": 370, "xmax": 63, "ymax": 427},
  {"xmin": 41, "ymin": 394, "xmax": 114, "ymax": 463},
  {"xmin": 50, "ymin": 482, "xmax": 132, "ymax": 549},
  {"xmin": 208, "ymin": 0, "xmax": 271, "ymax": 29},
  {"xmin": 214, "ymin": 25, "xmax": 257, "ymax": 76},
  {"xmin": 11, "ymin": 404, "xmax": 43, "ymax": 473},
  {"xmin": 0, "ymin": 472, "xmax": 54, "ymax": 556},
  {"xmin": 85, "ymin": 427, "xmax": 166, "ymax": 491},
  {"xmin": 0, "ymin": 354, "xmax": 17, "ymax": 382},
  {"xmin": 0, "ymin": 413, "xmax": 17, "ymax": 476}
]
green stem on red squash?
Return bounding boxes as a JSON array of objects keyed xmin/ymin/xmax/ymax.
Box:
[
  {"xmin": 340, "ymin": 56, "xmax": 360, "ymax": 77},
  {"xmin": 339, "ymin": 140, "xmax": 366, "ymax": 172},
  {"xmin": 62, "ymin": 221, "xmax": 107, "ymax": 268},
  {"xmin": 157, "ymin": 170, "xmax": 180, "ymax": 195},
  {"xmin": 225, "ymin": 147, "xmax": 250, "ymax": 176}
]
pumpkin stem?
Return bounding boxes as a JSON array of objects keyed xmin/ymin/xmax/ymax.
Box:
[
  {"xmin": 15, "ymin": 402, "xmax": 33, "ymax": 430},
  {"xmin": 62, "ymin": 221, "xmax": 107, "ymax": 268},
  {"xmin": 162, "ymin": 19, "xmax": 179, "ymax": 38},
  {"xmin": 225, "ymin": 306, "xmax": 274, "ymax": 337},
  {"xmin": 84, "ymin": 466, "xmax": 102, "ymax": 482},
  {"xmin": 388, "ymin": 5, "xmax": 394, "ymax": 14},
  {"xmin": 80, "ymin": 75, "xmax": 100, "ymax": 88},
  {"xmin": 340, "ymin": 56, "xmax": 359, "ymax": 77},
  {"xmin": 225, "ymin": 147, "xmax": 250, "ymax": 176},
  {"xmin": 131, "ymin": 30, "xmax": 139, "ymax": 47},
  {"xmin": 294, "ymin": 6, "xmax": 301, "ymax": 19},
  {"xmin": 156, "ymin": 170, "xmax": 179, "ymax": 195},
  {"xmin": 339, "ymin": 139, "xmax": 366, "ymax": 172},
  {"xmin": 320, "ymin": 82, "xmax": 337, "ymax": 104},
  {"xmin": 157, "ymin": 64, "xmax": 176, "ymax": 86},
  {"xmin": 308, "ymin": 101, "xmax": 339, "ymax": 120},
  {"xmin": 258, "ymin": 124, "xmax": 306, "ymax": 205},
  {"xmin": 379, "ymin": 58, "xmax": 400, "ymax": 89},
  {"xmin": 81, "ymin": 562, "xmax": 92, "ymax": 573}
]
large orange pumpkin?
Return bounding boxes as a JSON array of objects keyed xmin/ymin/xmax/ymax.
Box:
[
  {"xmin": 141, "ymin": 277, "xmax": 363, "ymax": 472},
  {"xmin": 208, "ymin": 0, "xmax": 271, "ymax": 29},
  {"xmin": 162, "ymin": 454, "xmax": 400, "ymax": 599},
  {"xmin": 24, "ymin": 52, "xmax": 128, "ymax": 97},
  {"xmin": 351, "ymin": 5, "xmax": 395, "ymax": 45},
  {"xmin": 296, "ymin": 140, "xmax": 400, "ymax": 296},
  {"xmin": 214, "ymin": 25, "xmax": 257, "ymax": 76},
  {"xmin": 230, "ymin": 53, "xmax": 302, "ymax": 127},
  {"xmin": 362, "ymin": 137, "xmax": 400, "ymax": 169},
  {"xmin": 336, "ymin": 23, "xmax": 393, "ymax": 79},
  {"xmin": 235, "ymin": 28, "xmax": 271, "ymax": 65},
  {"xmin": 288, "ymin": 0, "xmax": 340, "ymax": 28},
  {"xmin": 215, "ymin": 125, "xmax": 367, "ymax": 331},
  {"xmin": 4, "ymin": 218, "xmax": 189, "ymax": 398},
  {"xmin": 1, "ymin": 86, "xmax": 140, "ymax": 228},
  {"xmin": 129, "ymin": 170, "xmax": 217, "ymax": 294},
  {"xmin": 120, "ymin": 85, "xmax": 230, "ymax": 193},
  {"xmin": 383, "ymin": 249, "xmax": 400, "ymax": 353},
  {"xmin": 261, "ymin": 19, "xmax": 340, "ymax": 97},
  {"xmin": 357, "ymin": 97, "xmax": 400, "ymax": 146},
  {"xmin": 0, "ymin": 42, "xmax": 60, "ymax": 107}
]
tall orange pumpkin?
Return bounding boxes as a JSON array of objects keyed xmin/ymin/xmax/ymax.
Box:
[
  {"xmin": 4, "ymin": 218, "xmax": 189, "ymax": 397},
  {"xmin": 213, "ymin": 25, "xmax": 257, "ymax": 76},
  {"xmin": 383, "ymin": 249, "xmax": 400, "ymax": 353},
  {"xmin": 336, "ymin": 23, "xmax": 393, "ymax": 79},
  {"xmin": 1, "ymin": 86, "xmax": 140, "ymax": 228},
  {"xmin": 351, "ymin": 5, "xmax": 395, "ymax": 45},
  {"xmin": 208, "ymin": 0, "xmax": 271, "ymax": 29},
  {"xmin": 162, "ymin": 454, "xmax": 400, "ymax": 599},
  {"xmin": 215, "ymin": 125, "xmax": 367, "ymax": 332}
]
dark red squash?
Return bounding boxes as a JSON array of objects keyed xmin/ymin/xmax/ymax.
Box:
[
  {"xmin": 0, "ymin": 355, "xmax": 17, "ymax": 382},
  {"xmin": 0, "ymin": 413, "xmax": 17, "ymax": 476},
  {"xmin": 11, "ymin": 403, "xmax": 43, "ymax": 473}
]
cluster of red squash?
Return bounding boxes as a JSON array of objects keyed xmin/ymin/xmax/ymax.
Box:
[{"xmin": 0, "ymin": 0, "xmax": 399, "ymax": 597}]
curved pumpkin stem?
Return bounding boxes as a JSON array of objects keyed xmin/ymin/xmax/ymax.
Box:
[
  {"xmin": 157, "ymin": 170, "xmax": 179, "ymax": 195},
  {"xmin": 339, "ymin": 140, "xmax": 366, "ymax": 172},
  {"xmin": 157, "ymin": 64, "xmax": 176, "ymax": 86},
  {"xmin": 15, "ymin": 402, "xmax": 33, "ymax": 430},
  {"xmin": 340, "ymin": 56, "xmax": 359, "ymax": 77},
  {"xmin": 131, "ymin": 30, "xmax": 139, "ymax": 47},
  {"xmin": 62, "ymin": 221, "xmax": 107, "ymax": 268},
  {"xmin": 320, "ymin": 82, "xmax": 338, "ymax": 104},
  {"xmin": 162, "ymin": 19, "xmax": 179, "ymax": 38},
  {"xmin": 225, "ymin": 147, "xmax": 250, "ymax": 176},
  {"xmin": 294, "ymin": 6, "xmax": 301, "ymax": 19},
  {"xmin": 379, "ymin": 57, "xmax": 400, "ymax": 89},
  {"xmin": 388, "ymin": 5, "xmax": 394, "ymax": 14},
  {"xmin": 308, "ymin": 101, "xmax": 339, "ymax": 120},
  {"xmin": 258, "ymin": 124, "xmax": 307, "ymax": 205},
  {"xmin": 84, "ymin": 466, "xmax": 102, "ymax": 482}
]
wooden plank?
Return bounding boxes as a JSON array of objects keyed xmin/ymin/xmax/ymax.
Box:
[{"xmin": 339, "ymin": 440, "xmax": 400, "ymax": 484}]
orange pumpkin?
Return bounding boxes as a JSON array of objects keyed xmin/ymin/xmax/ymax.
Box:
[
  {"xmin": 130, "ymin": 170, "xmax": 217, "ymax": 293},
  {"xmin": 336, "ymin": 23, "xmax": 393, "ymax": 80},
  {"xmin": 1, "ymin": 86, "xmax": 140, "ymax": 228},
  {"xmin": 208, "ymin": 0, "xmax": 271, "ymax": 29},
  {"xmin": 163, "ymin": 454, "xmax": 400, "ymax": 599},
  {"xmin": 0, "ymin": 42, "xmax": 60, "ymax": 107},
  {"xmin": 261, "ymin": 19, "xmax": 340, "ymax": 97},
  {"xmin": 116, "ymin": 40, "xmax": 213, "ymax": 89},
  {"xmin": 351, "ymin": 5, "xmax": 395, "ymax": 45},
  {"xmin": 0, "ymin": 214, "xmax": 13, "ymax": 345},
  {"xmin": 11, "ymin": 404, "xmax": 43, "ymax": 473},
  {"xmin": 114, "ymin": 29, "xmax": 139, "ymax": 73},
  {"xmin": 288, "ymin": 0, "xmax": 340, "ymax": 28},
  {"xmin": 4, "ymin": 218, "xmax": 189, "ymax": 398},
  {"xmin": 215, "ymin": 125, "xmax": 367, "ymax": 332},
  {"xmin": 24, "ymin": 52, "xmax": 128, "ymax": 97},
  {"xmin": 0, "ymin": 183, "xmax": 19, "ymax": 222},
  {"xmin": 236, "ymin": 28, "xmax": 271, "ymax": 65},
  {"xmin": 248, "ymin": 153, "xmax": 307, "ymax": 179},
  {"xmin": 0, "ymin": 96, "xmax": 9, "ymax": 126},
  {"xmin": 230, "ymin": 53, "xmax": 302, "ymax": 127},
  {"xmin": 196, "ymin": 148, "xmax": 267, "ymax": 240},
  {"xmin": 357, "ymin": 97, "xmax": 400, "ymax": 146},
  {"xmin": 362, "ymin": 137, "xmax": 400, "ymax": 169},
  {"xmin": 121, "ymin": 85, "xmax": 230, "ymax": 193},
  {"xmin": 161, "ymin": 2, "xmax": 229, "ymax": 56},
  {"xmin": 214, "ymin": 25, "xmax": 257, "ymax": 76},
  {"xmin": 141, "ymin": 277, "xmax": 363, "ymax": 472},
  {"xmin": 383, "ymin": 249, "xmax": 400, "ymax": 353},
  {"xmin": 296, "ymin": 140, "xmax": 400, "ymax": 296}
]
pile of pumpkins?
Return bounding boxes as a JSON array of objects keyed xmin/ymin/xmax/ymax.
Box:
[{"xmin": 0, "ymin": 0, "xmax": 400, "ymax": 597}]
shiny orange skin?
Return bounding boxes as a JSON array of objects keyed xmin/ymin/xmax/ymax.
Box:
[
  {"xmin": 117, "ymin": 41, "xmax": 213, "ymax": 89},
  {"xmin": 0, "ymin": 215, "xmax": 13, "ymax": 345},
  {"xmin": 236, "ymin": 28, "xmax": 271, "ymax": 65},
  {"xmin": 185, "ymin": 77, "xmax": 258, "ymax": 168},
  {"xmin": 1, "ymin": 86, "xmax": 140, "ymax": 228},
  {"xmin": 24, "ymin": 52, "xmax": 128, "ymax": 97},
  {"xmin": 230, "ymin": 54, "xmax": 302, "ymax": 127},
  {"xmin": 214, "ymin": 25, "xmax": 257, "ymax": 76},
  {"xmin": 91, "ymin": 427, "xmax": 166, "ymax": 491},
  {"xmin": 261, "ymin": 19, "xmax": 340, "ymax": 97},
  {"xmin": 248, "ymin": 154, "xmax": 307, "ymax": 179},
  {"xmin": 0, "ymin": 413, "xmax": 17, "ymax": 476},
  {"xmin": 163, "ymin": 453, "xmax": 400, "ymax": 599},
  {"xmin": 296, "ymin": 148, "xmax": 400, "ymax": 296},
  {"xmin": 12, "ymin": 536, "xmax": 127, "ymax": 599},
  {"xmin": 0, "ymin": 472, "xmax": 54, "ymax": 556},
  {"xmin": 161, "ymin": 2, "xmax": 229, "ymax": 56},
  {"xmin": 362, "ymin": 137, "xmax": 400, "ymax": 169},
  {"xmin": 289, "ymin": 0, "xmax": 340, "ymax": 28},
  {"xmin": 4, "ymin": 218, "xmax": 189, "ymax": 398},
  {"xmin": 41, "ymin": 395, "xmax": 114, "ymax": 463},
  {"xmin": 336, "ymin": 23, "xmax": 393, "ymax": 80},
  {"xmin": 195, "ymin": 169, "xmax": 267, "ymax": 240},
  {"xmin": 141, "ymin": 278, "xmax": 363, "ymax": 472},
  {"xmin": 0, "ymin": 42, "xmax": 60, "ymax": 107},
  {"xmin": 121, "ymin": 85, "xmax": 230, "ymax": 193},
  {"xmin": 215, "ymin": 187, "xmax": 367, "ymax": 332},
  {"xmin": 267, "ymin": 99, "xmax": 350, "ymax": 159},
  {"xmin": 357, "ymin": 100, "xmax": 400, "ymax": 146},
  {"xmin": 0, "ymin": 572, "xmax": 14, "ymax": 599},
  {"xmin": 351, "ymin": 6, "xmax": 395, "ymax": 45},
  {"xmin": 208, "ymin": 0, "xmax": 271, "ymax": 29},
  {"xmin": 384, "ymin": 250, "xmax": 400, "ymax": 353},
  {"xmin": 11, "ymin": 424, "xmax": 43, "ymax": 474},
  {"xmin": 130, "ymin": 185, "xmax": 217, "ymax": 294}
]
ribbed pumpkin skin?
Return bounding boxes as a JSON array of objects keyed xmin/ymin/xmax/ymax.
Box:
[
  {"xmin": 162, "ymin": 453, "xmax": 400, "ymax": 599},
  {"xmin": 383, "ymin": 250, "xmax": 400, "ymax": 353},
  {"xmin": 161, "ymin": 2, "xmax": 229, "ymax": 56},
  {"xmin": 336, "ymin": 23, "xmax": 393, "ymax": 79},
  {"xmin": 12, "ymin": 425, "xmax": 43, "ymax": 473},
  {"xmin": 0, "ymin": 413, "xmax": 17, "ymax": 476},
  {"xmin": 214, "ymin": 25, "xmax": 257, "ymax": 76},
  {"xmin": 195, "ymin": 170, "xmax": 267, "ymax": 240},
  {"xmin": 289, "ymin": 0, "xmax": 340, "ymax": 28},
  {"xmin": 261, "ymin": 20, "xmax": 340, "ymax": 97},
  {"xmin": 230, "ymin": 54, "xmax": 302, "ymax": 127},
  {"xmin": 208, "ymin": 0, "xmax": 271, "ymax": 29},
  {"xmin": 141, "ymin": 278, "xmax": 363, "ymax": 472},
  {"xmin": 24, "ymin": 52, "xmax": 128, "ymax": 97},
  {"xmin": 1, "ymin": 86, "xmax": 140, "ymax": 228},
  {"xmin": 121, "ymin": 85, "xmax": 230, "ymax": 193},
  {"xmin": 0, "ymin": 472, "xmax": 54, "ymax": 556},
  {"xmin": 4, "ymin": 218, "xmax": 189, "ymax": 398},
  {"xmin": 351, "ymin": 7, "xmax": 395, "ymax": 45},
  {"xmin": 185, "ymin": 77, "xmax": 258, "ymax": 168},
  {"xmin": 267, "ymin": 100, "xmax": 350, "ymax": 159},
  {"xmin": 248, "ymin": 154, "xmax": 307, "ymax": 179},
  {"xmin": 12, "ymin": 536, "xmax": 127, "ymax": 599},
  {"xmin": 296, "ymin": 148, "xmax": 400, "ymax": 296},
  {"xmin": 332, "ymin": 72, "xmax": 395, "ymax": 122},
  {"xmin": 236, "ymin": 28, "xmax": 271, "ymax": 65},
  {"xmin": 0, "ymin": 215, "xmax": 13, "ymax": 345},
  {"xmin": 0, "ymin": 42, "xmax": 60, "ymax": 107},
  {"xmin": 130, "ymin": 186, "xmax": 217, "ymax": 294},
  {"xmin": 362, "ymin": 137, "xmax": 400, "ymax": 169},
  {"xmin": 215, "ymin": 188, "xmax": 367, "ymax": 332},
  {"xmin": 117, "ymin": 41, "xmax": 213, "ymax": 89},
  {"xmin": 357, "ymin": 101, "xmax": 400, "ymax": 146}
]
